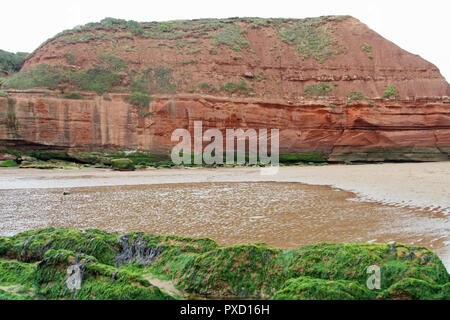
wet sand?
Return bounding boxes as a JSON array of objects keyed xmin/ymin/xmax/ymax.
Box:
[
  {"xmin": 1, "ymin": 162, "xmax": 449, "ymax": 214},
  {"xmin": 0, "ymin": 162, "xmax": 448, "ymax": 269}
]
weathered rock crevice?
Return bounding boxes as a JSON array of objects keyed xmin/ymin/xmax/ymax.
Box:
[{"xmin": 115, "ymin": 233, "xmax": 163, "ymax": 267}]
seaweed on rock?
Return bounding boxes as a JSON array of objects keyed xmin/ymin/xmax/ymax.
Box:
[{"xmin": 0, "ymin": 228, "xmax": 448, "ymax": 300}]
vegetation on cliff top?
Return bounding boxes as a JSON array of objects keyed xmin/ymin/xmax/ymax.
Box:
[
  {"xmin": 33, "ymin": 16, "xmax": 349, "ymax": 50},
  {"xmin": 2, "ymin": 16, "xmax": 352, "ymax": 98},
  {"xmin": 279, "ymin": 17, "xmax": 342, "ymax": 63},
  {"xmin": 0, "ymin": 228, "xmax": 448, "ymax": 300}
]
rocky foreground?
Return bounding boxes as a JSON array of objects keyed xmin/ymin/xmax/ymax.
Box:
[{"xmin": 0, "ymin": 228, "xmax": 448, "ymax": 300}]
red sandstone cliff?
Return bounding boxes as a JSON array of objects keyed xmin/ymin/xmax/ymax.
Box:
[{"xmin": 1, "ymin": 16, "xmax": 449, "ymax": 161}]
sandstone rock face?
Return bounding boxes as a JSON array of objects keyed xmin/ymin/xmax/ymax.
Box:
[
  {"xmin": 1, "ymin": 93, "xmax": 449, "ymax": 161},
  {"xmin": 1, "ymin": 16, "xmax": 450, "ymax": 161}
]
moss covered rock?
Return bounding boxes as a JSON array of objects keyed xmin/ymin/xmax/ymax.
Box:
[
  {"xmin": 177, "ymin": 244, "xmax": 282, "ymax": 298},
  {"xmin": 33, "ymin": 249, "xmax": 172, "ymax": 300},
  {"xmin": 272, "ymin": 276, "xmax": 374, "ymax": 300},
  {"xmin": 0, "ymin": 159, "xmax": 18, "ymax": 167},
  {"xmin": 111, "ymin": 158, "xmax": 135, "ymax": 171},
  {"xmin": 380, "ymin": 278, "xmax": 450, "ymax": 300}
]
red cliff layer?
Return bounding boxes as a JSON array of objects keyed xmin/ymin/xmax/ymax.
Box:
[{"xmin": 1, "ymin": 93, "xmax": 449, "ymax": 161}]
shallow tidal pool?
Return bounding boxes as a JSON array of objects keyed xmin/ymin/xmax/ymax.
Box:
[{"xmin": 0, "ymin": 182, "xmax": 448, "ymax": 269}]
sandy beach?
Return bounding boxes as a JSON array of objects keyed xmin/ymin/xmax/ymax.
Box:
[
  {"xmin": 1, "ymin": 162, "xmax": 449, "ymax": 214},
  {"xmin": 0, "ymin": 162, "xmax": 449, "ymax": 271}
]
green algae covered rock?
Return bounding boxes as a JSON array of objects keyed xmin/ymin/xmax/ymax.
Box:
[
  {"xmin": 111, "ymin": 158, "xmax": 135, "ymax": 171},
  {"xmin": 33, "ymin": 249, "xmax": 172, "ymax": 300},
  {"xmin": 380, "ymin": 278, "xmax": 450, "ymax": 300},
  {"xmin": 281, "ymin": 242, "xmax": 449, "ymax": 291},
  {"xmin": 0, "ymin": 159, "xmax": 18, "ymax": 167},
  {"xmin": 168, "ymin": 241, "xmax": 449, "ymax": 299},
  {"xmin": 0, "ymin": 228, "xmax": 448, "ymax": 300},
  {"xmin": 272, "ymin": 276, "xmax": 374, "ymax": 300},
  {"xmin": 1, "ymin": 227, "xmax": 119, "ymax": 265},
  {"xmin": 177, "ymin": 243, "xmax": 282, "ymax": 298}
]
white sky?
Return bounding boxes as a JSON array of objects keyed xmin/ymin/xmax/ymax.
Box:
[{"xmin": 1, "ymin": 0, "xmax": 449, "ymax": 81}]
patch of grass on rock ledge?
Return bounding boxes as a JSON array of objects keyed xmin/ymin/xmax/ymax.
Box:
[{"xmin": 0, "ymin": 228, "xmax": 448, "ymax": 300}]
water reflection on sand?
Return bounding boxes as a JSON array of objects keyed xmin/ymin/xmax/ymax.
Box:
[{"xmin": 0, "ymin": 182, "xmax": 448, "ymax": 269}]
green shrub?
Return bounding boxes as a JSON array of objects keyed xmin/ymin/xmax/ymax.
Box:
[
  {"xmin": 181, "ymin": 60, "xmax": 197, "ymax": 65},
  {"xmin": 383, "ymin": 85, "xmax": 398, "ymax": 100},
  {"xmin": 0, "ymin": 91, "xmax": 8, "ymax": 98},
  {"xmin": 304, "ymin": 83, "xmax": 332, "ymax": 96},
  {"xmin": 70, "ymin": 67, "xmax": 122, "ymax": 94},
  {"xmin": 125, "ymin": 92, "xmax": 153, "ymax": 117},
  {"xmin": 64, "ymin": 52, "xmax": 75, "ymax": 64},
  {"xmin": 347, "ymin": 91, "xmax": 365, "ymax": 102},
  {"xmin": 221, "ymin": 80, "xmax": 252, "ymax": 94},
  {"xmin": 361, "ymin": 44, "xmax": 373, "ymax": 60},
  {"xmin": 237, "ymin": 80, "xmax": 251, "ymax": 91},
  {"xmin": 221, "ymin": 82, "xmax": 238, "ymax": 93},
  {"xmin": 125, "ymin": 92, "xmax": 152, "ymax": 108},
  {"xmin": 131, "ymin": 67, "xmax": 176, "ymax": 94},
  {"xmin": 158, "ymin": 23, "xmax": 174, "ymax": 33},
  {"xmin": 3, "ymin": 61, "xmax": 128, "ymax": 94},
  {"xmin": 3, "ymin": 64, "xmax": 70, "ymax": 90},
  {"xmin": 198, "ymin": 82, "xmax": 210, "ymax": 89},
  {"xmin": 346, "ymin": 91, "xmax": 374, "ymax": 106},
  {"xmin": 152, "ymin": 67, "xmax": 176, "ymax": 94},
  {"xmin": 0, "ymin": 50, "xmax": 28, "ymax": 73},
  {"xmin": 279, "ymin": 18, "xmax": 339, "ymax": 63},
  {"xmin": 62, "ymin": 93, "xmax": 84, "ymax": 99},
  {"xmin": 96, "ymin": 53, "xmax": 128, "ymax": 72},
  {"xmin": 213, "ymin": 25, "xmax": 249, "ymax": 49},
  {"xmin": 361, "ymin": 44, "xmax": 371, "ymax": 53},
  {"xmin": 126, "ymin": 20, "xmax": 145, "ymax": 36}
]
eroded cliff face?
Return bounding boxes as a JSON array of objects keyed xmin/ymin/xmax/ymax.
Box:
[
  {"xmin": 1, "ymin": 16, "xmax": 450, "ymax": 161},
  {"xmin": 1, "ymin": 93, "xmax": 449, "ymax": 161}
]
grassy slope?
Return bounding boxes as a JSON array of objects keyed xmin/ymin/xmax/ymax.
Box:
[{"xmin": 0, "ymin": 228, "xmax": 448, "ymax": 300}]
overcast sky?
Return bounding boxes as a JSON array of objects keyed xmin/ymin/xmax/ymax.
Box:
[{"xmin": 1, "ymin": 0, "xmax": 449, "ymax": 81}]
